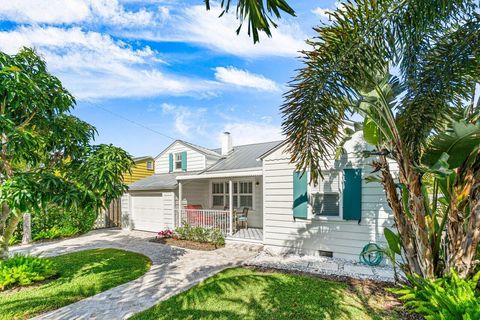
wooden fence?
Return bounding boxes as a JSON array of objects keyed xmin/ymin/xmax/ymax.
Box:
[{"xmin": 93, "ymin": 198, "xmax": 122, "ymax": 229}]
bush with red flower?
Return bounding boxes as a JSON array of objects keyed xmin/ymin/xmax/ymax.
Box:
[{"xmin": 156, "ymin": 229, "xmax": 174, "ymax": 239}]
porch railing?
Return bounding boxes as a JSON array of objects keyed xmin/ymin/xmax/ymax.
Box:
[{"xmin": 175, "ymin": 209, "xmax": 231, "ymax": 235}]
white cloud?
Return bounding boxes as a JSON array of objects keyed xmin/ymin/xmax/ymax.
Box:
[
  {"xmin": 129, "ymin": 4, "xmax": 308, "ymax": 59},
  {"xmin": 0, "ymin": 0, "xmax": 155, "ymax": 26},
  {"xmin": 214, "ymin": 66, "xmax": 280, "ymax": 92},
  {"xmin": 160, "ymin": 103, "xmax": 209, "ymax": 137},
  {"xmin": 221, "ymin": 121, "xmax": 284, "ymax": 146},
  {"xmin": 312, "ymin": 7, "xmax": 333, "ymax": 20},
  {"xmin": 312, "ymin": 2, "xmax": 344, "ymax": 23},
  {"xmin": 0, "ymin": 26, "xmax": 216, "ymax": 100}
]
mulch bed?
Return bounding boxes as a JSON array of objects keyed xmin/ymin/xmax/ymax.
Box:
[
  {"xmin": 150, "ymin": 237, "xmax": 224, "ymax": 251},
  {"xmin": 248, "ymin": 266, "xmax": 422, "ymax": 320}
]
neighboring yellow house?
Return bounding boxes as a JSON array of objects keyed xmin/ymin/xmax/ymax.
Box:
[{"xmin": 124, "ymin": 156, "xmax": 155, "ymax": 184}]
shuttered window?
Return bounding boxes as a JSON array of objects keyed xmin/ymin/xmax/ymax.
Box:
[
  {"xmin": 311, "ymin": 171, "xmax": 341, "ymax": 217},
  {"xmin": 175, "ymin": 153, "xmax": 182, "ymax": 170}
]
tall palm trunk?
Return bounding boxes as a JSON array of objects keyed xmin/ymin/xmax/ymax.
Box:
[
  {"xmin": 378, "ymin": 157, "xmax": 421, "ymax": 275},
  {"xmin": 448, "ymin": 153, "xmax": 480, "ymax": 277},
  {"xmin": 404, "ymin": 170, "xmax": 435, "ymax": 279}
]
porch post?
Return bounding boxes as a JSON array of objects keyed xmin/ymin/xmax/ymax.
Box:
[
  {"xmin": 229, "ymin": 180, "xmax": 233, "ymax": 235},
  {"xmin": 178, "ymin": 181, "xmax": 183, "ymax": 227}
]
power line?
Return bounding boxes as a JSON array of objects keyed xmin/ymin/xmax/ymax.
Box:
[{"xmin": 85, "ymin": 101, "xmax": 177, "ymax": 141}]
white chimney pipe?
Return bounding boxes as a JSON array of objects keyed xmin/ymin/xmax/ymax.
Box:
[{"xmin": 221, "ymin": 132, "xmax": 232, "ymax": 156}]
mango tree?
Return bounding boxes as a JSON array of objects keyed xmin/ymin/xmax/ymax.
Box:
[{"xmin": 0, "ymin": 48, "xmax": 133, "ymax": 259}]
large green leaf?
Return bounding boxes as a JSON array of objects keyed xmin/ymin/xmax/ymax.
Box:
[
  {"xmin": 363, "ymin": 116, "xmax": 380, "ymax": 145},
  {"xmin": 384, "ymin": 227, "xmax": 402, "ymax": 255},
  {"xmin": 422, "ymin": 121, "xmax": 480, "ymax": 168}
]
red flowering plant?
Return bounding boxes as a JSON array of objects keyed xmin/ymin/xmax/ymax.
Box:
[{"xmin": 156, "ymin": 229, "xmax": 174, "ymax": 239}]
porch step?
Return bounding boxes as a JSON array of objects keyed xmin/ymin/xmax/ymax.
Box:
[{"xmin": 225, "ymin": 241, "xmax": 264, "ymax": 253}]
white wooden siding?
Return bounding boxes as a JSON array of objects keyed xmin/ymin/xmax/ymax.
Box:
[
  {"xmin": 155, "ymin": 141, "xmax": 207, "ymax": 173},
  {"xmin": 262, "ymin": 144, "xmax": 395, "ymax": 260},
  {"xmin": 205, "ymin": 155, "xmax": 220, "ymax": 168},
  {"xmin": 181, "ymin": 180, "xmax": 210, "ymax": 208}
]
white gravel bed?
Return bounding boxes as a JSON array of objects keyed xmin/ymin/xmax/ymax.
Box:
[{"xmin": 244, "ymin": 251, "xmax": 398, "ymax": 283}]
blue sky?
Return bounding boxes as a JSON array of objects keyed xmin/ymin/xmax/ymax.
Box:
[{"xmin": 0, "ymin": 0, "xmax": 338, "ymax": 157}]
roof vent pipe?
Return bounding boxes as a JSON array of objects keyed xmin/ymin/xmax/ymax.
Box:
[{"xmin": 221, "ymin": 132, "xmax": 233, "ymax": 156}]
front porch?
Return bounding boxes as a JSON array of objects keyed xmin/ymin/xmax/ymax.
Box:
[
  {"xmin": 226, "ymin": 227, "xmax": 263, "ymax": 244},
  {"xmin": 175, "ymin": 172, "xmax": 264, "ymax": 243}
]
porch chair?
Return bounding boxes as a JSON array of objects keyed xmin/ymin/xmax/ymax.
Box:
[{"xmin": 236, "ymin": 207, "xmax": 249, "ymax": 230}]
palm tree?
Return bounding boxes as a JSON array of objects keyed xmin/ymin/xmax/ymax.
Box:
[
  {"xmin": 204, "ymin": 0, "xmax": 295, "ymax": 42},
  {"xmin": 281, "ymin": 0, "xmax": 480, "ymax": 279}
]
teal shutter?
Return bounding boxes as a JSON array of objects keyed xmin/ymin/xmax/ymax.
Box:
[
  {"xmin": 342, "ymin": 168, "xmax": 362, "ymax": 221},
  {"xmin": 181, "ymin": 151, "xmax": 187, "ymax": 171},
  {"xmin": 168, "ymin": 153, "xmax": 173, "ymax": 173},
  {"xmin": 293, "ymin": 171, "xmax": 308, "ymax": 219}
]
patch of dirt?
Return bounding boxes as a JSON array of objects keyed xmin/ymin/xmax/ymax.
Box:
[
  {"xmin": 150, "ymin": 237, "xmax": 224, "ymax": 251},
  {"xmin": 248, "ymin": 266, "xmax": 423, "ymax": 320}
]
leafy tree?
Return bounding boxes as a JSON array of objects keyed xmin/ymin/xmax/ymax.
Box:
[
  {"xmin": 281, "ymin": 0, "xmax": 480, "ymax": 279},
  {"xmin": 204, "ymin": 0, "xmax": 295, "ymax": 42},
  {"xmin": 0, "ymin": 48, "xmax": 133, "ymax": 259}
]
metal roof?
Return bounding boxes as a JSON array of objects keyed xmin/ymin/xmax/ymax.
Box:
[
  {"xmin": 154, "ymin": 140, "xmax": 221, "ymax": 159},
  {"xmin": 128, "ymin": 171, "xmax": 201, "ymax": 191},
  {"xmin": 181, "ymin": 140, "xmax": 221, "ymax": 157},
  {"xmin": 131, "ymin": 141, "xmax": 284, "ymax": 189},
  {"xmin": 205, "ymin": 140, "xmax": 283, "ymax": 172}
]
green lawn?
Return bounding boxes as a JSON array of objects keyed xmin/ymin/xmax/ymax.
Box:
[
  {"xmin": 0, "ymin": 248, "xmax": 151, "ymax": 320},
  {"xmin": 132, "ymin": 268, "xmax": 402, "ymax": 320}
]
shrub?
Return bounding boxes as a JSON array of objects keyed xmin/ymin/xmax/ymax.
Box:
[
  {"xmin": 12, "ymin": 206, "xmax": 94, "ymax": 243},
  {"xmin": 391, "ymin": 270, "xmax": 480, "ymax": 319},
  {"xmin": 0, "ymin": 254, "xmax": 58, "ymax": 291},
  {"xmin": 209, "ymin": 228, "xmax": 225, "ymax": 248},
  {"xmin": 157, "ymin": 229, "xmax": 174, "ymax": 239},
  {"xmin": 174, "ymin": 222, "xmax": 225, "ymax": 247},
  {"xmin": 32, "ymin": 226, "xmax": 80, "ymax": 241}
]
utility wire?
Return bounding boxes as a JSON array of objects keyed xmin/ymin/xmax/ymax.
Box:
[{"xmin": 85, "ymin": 101, "xmax": 177, "ymax": 141}]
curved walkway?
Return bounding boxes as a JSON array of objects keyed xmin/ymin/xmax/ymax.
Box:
[{"xmin": 10, "ymin": 229, "xmax": 258, "ymax": 320}]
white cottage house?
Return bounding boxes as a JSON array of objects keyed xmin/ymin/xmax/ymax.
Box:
[{"xmin": 121, "ymin": 131, "xmax": 395, "ymax": 260}]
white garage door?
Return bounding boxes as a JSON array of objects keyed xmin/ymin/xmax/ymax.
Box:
[{"xmin": 131, "ymin": 193, "xmax": 165, "ymax": 232}]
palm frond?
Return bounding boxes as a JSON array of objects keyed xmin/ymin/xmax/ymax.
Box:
[
  {"xmin": 204, "ymin": 0, "xmax": 295, "ymax": 43},
  {"xmin": 396, "ymin": 16, "xmax": 480, "ymax": 158},
  {"xmin": 281, "ymin": 0, "xmax": 390, "ymax": 181}
]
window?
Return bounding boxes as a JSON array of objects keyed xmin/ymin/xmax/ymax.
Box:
[
  {"xmin": 311, "ymin": 171, "xmax": 341, "ymax": 217},
  {"xmin": 175, "ymin": 153, "xmax": 182, "ymax": 170},
  {"xmin": 212, "ymin": 182, "xmax": 225, "ymax": 206},
  {"xmin": 238, "ymin": 182, "xmax": 253, "ymax": 208},
  {"xmin": 146, "ymin": 160, "xmax": 153, "ymax": 170},
  {"xmin": 211, "ymin": 181, "xmax": 253, "ymax": 209}
]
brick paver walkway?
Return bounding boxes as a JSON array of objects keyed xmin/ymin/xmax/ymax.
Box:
[{"xmin": 11, "ymin": 229, "xmax": 257, "ymax": 319}]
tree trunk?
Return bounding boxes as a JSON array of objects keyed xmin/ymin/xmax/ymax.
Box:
[
  {"xmin": 22, "ymin": 212, "xmax": 31, "ymax": 245},
  {"xmin": 0, "ymin": 206, "xmax": 21, "ymax": 260},
  {"xmin": 379, "ymin": 158, "xmax": 421, "ymax": 275},
  {"xmin": 405, "ymin": 171, "xmax": 435, "ymax": 279},
  {"xmin": 448, "ymin": 154, "xmax": 480, "ymax": 277}
]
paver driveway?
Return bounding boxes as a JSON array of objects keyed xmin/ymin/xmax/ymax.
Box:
[{"xmin": 10, "ymin": 229, "xmax": 258, "ymax": 320}]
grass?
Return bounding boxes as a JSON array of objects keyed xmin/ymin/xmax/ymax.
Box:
[
  {"xmin": 131, "ymin": 267, "xmax": 403, "ymax": 320},
  {"xmin": 0, "ymin": 248, "xmax": 151, "ymax": 320}
]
